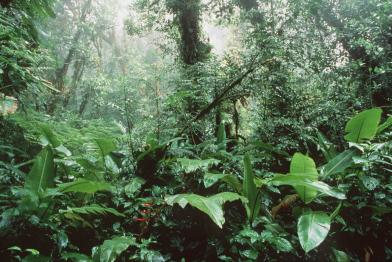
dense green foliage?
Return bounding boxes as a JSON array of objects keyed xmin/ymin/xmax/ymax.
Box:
[{"xmin": 1, "ymin": 0, "xmax": 392, "ymax": 261}]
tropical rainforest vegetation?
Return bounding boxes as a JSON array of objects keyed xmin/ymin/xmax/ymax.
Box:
[{"xmin": 0, "ymin": 0, "xmax": 392, "ymax": 261}]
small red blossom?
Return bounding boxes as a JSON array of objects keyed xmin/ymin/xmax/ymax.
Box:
[
  {"xmin": 134, "ymin": 217, "xmax": 150, "ymax": 222},
  {"xmin": 140, "ymin": 209, "xmax": 151, "ymax": 214},
  {"xmin": 141, "ymin": 203, "xmax": 154, "ymax": 207}
]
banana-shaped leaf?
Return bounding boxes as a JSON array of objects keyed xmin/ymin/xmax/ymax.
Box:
[
  {"xmin": 344, "ymin": 108, "xmax": 382, "ymax": 143},
  {"xmin": 321, "ymin": 149, "xmax": 357, "ymax": 178},
  {"xmin": 243, "ymin": 154, "xmax": 260, "ymax": 223},
  {"xmin": 57, "ymin": 179, "xmax": 112, "ymax": 194},
  {"xmin": 203, "ymin": 173, "xmax": 242, "ymax": 192},
  {"xmin": 377, "ymin": 116, "xmax": 392, "ymax": 134},
  {"xmin": 165, "ymin": 192, "xmax": 247, "ymax": 228},
  {"xmin": 25, "ymin": 146, "xmax": 55, "ymax": 194},
  {"xmin": 297, "ymin": 211, "xmax": 331, "ymax": 252},
  {"xmin": 94, "ymin": 138, "xmax": 117, "ymax": 156},
  {"xmin": 316, "ymin": 131, "xmax": 336, "ymax": 161},
  {"xmin": 39, "ymin": 125, "xmax": 72, "ymax": 156},
  {"xmin": 60, "ymin": 204, "xmax": 125, "ymax": 218},
  {"xmin": 269, "ymin": 174, "xmax": 346, "ymax": 200},
  {"xmin": 93, "ymin": 236, "xmax": 136, "ymax": 262},
  {"xmin": 290, "ymin": 153, "xmax": 318, "ymax": 204}
]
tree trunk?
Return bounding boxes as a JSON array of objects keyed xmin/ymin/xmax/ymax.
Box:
[{"xmin": 47, "ymin": 0, "xmax": 92, "ymax": 114}]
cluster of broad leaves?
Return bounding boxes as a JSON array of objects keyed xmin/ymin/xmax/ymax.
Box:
[
  {"xmin": 1, "ymin": 107, "xmax": 391, "ymax": 261},
  {"xmin": 161, "ymin": 108, "xmax": 392, "ymax": 258}
]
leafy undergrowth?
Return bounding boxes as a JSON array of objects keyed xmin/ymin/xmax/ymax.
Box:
[{"xmin": 0, "ymin": 108, "xmax": 391, "ymax": 261}]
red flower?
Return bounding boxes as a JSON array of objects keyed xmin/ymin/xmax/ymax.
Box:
[
  {"xmin": 141, "ymin": 203, "xmax": 154, "ymax": 207},
  {"xmin": 140, "ymin": 209, "xmax": 151, "ymax": 214},
  {"xmin": 134, "ymin": 217, "xmax": 150, "ymax": 222}
]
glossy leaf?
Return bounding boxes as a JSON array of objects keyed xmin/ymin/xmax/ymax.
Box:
[
  {"xmin": 25, "ymin": 146, "xmax": 55, "ymax": 194},
  {"xmin": 60, "ymin": 204, "xmax": 125, "ymax": 218},
  {"xmin": 57, "ymin": 179, "xmax": 112, "ymax": 194},
  {"xmin": 321, "ymin": 149, "xmax": 357, "ymax": 177},
  {"xmin": 344, "ymin": 108, "xmax": 382, "ymax": 143},
  {"xmin": 316, "ymin": 131, "xmax": 336, "ymax": 161},
  {"xmin": 377, "ymin": 116, "xmax": 392, "ymax": 134},
  {"xmin": 93, "ymin": 138, "xmax": 117, "ymax": 157},
  {"xmin": 92, "ymin": 236, "xmax": 136, "ymax": 262},
  {"xmin": 165, "ymin": 192, "xmax": 247, "ymax": 228},
  {"xmin": 243, "ymin": 154, "xmax": 261, "ymax": 222},
  {"xmin": 290, "ymin": 153, "xmax": 318, "ymax": 204},
  {"xmin": 297, "ymin": 211, "xmax": 331, "ymax": 252},
  {"xmin": 203, "ymin": 173, "xmax": 242, "ymax": 192},
  {"xmin": 332, "ymin": 248, "xmax": 350, "ymax": 262},
  {"xmin": 270, "ymin": 174, "xmax": 346, "ymax": 200}
]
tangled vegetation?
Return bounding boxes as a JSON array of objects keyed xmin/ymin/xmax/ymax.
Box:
[{"xmin": 0, "ymin": 0, "xmax": 392, "ymax": 261}]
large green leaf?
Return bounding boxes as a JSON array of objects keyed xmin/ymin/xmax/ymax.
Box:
[
  {"xmin": 60, "ymin": 204, "xmax": 125, "ymax": 218},
  {"xmin": 316, "ymin": 131, "xmax": 336, "ymax": 161},
  {"xmin": 269, "ymin": 174, "xmax": 346, "ymax": 200},
  {"xmin": 290, "ymin": 153, "xmax": 318, "ymax": 204},
  {"xmin": 57, "ymin": 179, "xmax": 112, "ymax": 194},
  {"xmin": 377, "ymin": 116, "xmax": 392, "ymax": 134},
  {"xmin": 95, "ymin": 138, "xmax": 117, "ymax": 156},
  {"xmin": 39, "ymin": 125, "xmax": 72, "ymax": 156},
  {"xmin": 297, "ymin": 211, "xmax": 331, "ymax": 252},
  {"xmin": 177, "ymin": 158, "xmax": 220, "ymax": 173},
  {"xmin": 344, "ymin": 108, "xmax": 382, "ymax": 143},
  {"xmin": 203, "ymin": 173, "xmax": 242, "ymax": 192},
  {"xmin": 321, "ymin": 149, "xmax": 357, "ymax": 177},
  {"xmin": 165, "ymin": 192, "xmax": 247, "ymax": 228},
  {"xmin": 92, "ymin": 236, "xmax": 136, "ymax": 262},
  {"xmin": 243, "ymin": 154, "xmax": 261, "ymax": 222},
  {"xmin": 39, "ymin": 124, "xmax": 61, "ymax": 147},
  {"xmin": 25, "ymin": 146, "xmax": 55, "ymax": 194}
]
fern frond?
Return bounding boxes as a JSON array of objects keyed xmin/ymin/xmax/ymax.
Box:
[{"xmin": 60, "ymin": 204, "xmax": 124, "ymax": 217}]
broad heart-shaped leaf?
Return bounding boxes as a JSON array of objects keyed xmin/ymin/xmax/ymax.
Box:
[
  {"xmin": 243, "ymin": 154, "xmax": 261, "ymax": 222},
  {"xmin": 297, "ymin": 211, "xmax": 331, "ymax": 253},
  {"xmin": 177, "ymin": 158, "xmax": 220, "ymax": 173},
  {"xmin": 344, "ymin": 108, "xmax": 382, "ymax": 143},
  {"xmin": 25, "ymin": 146, "xmax": 55, "ymax": 194},
  {"xmin": 57, "ymin": 179, "xmax": 112, "ymax": 194},
  {"xmin": 203, "ymin": 173, "xmax": 242, "ymax": 192},
  {"xmin": 92, "ymin": 236, "xmax": 136, "ymax": 262},
  {"xmin": 320, "ymin": 149, "xmax": 357, "ymax": 178},
  {"xmin": 290, "ymin": 153, "xmax": 318, "ymax": 204},
  {"xmin": 165, "ymin": 192, "xmax": 247, "ymax": 228},
  {"xmin": 269, "ymin": 174, "xmax": 346, "ymax": 200}
]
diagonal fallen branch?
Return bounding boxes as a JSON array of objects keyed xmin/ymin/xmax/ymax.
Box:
[{"xmin": 178, "ymin": 57, "xmax": 277, "ymax": 136}]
